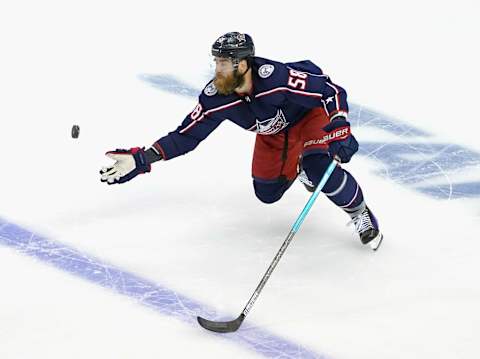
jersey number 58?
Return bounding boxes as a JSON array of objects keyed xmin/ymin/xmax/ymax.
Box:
[{"xmin": 287, "ymin": 69, "xmax": 307, "ymax": 90}]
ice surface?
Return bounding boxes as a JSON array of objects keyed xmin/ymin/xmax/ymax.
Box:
[
  {"xmin": 0, "ymin": 219, "xmax": 325, "ymax": 358},
  {"xmin": 0, "ymin": 1, "xmax": 479, "ymax": 358}
]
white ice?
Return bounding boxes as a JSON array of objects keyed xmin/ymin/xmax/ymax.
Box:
[{"xmin": 0, "ymin": 1, "xmax": 479, "ymax": 358}]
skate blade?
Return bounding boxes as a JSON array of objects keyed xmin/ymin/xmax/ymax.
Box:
[{"xmin": 369, "ymin": 233, "xmax": 384, "ymax": 251}]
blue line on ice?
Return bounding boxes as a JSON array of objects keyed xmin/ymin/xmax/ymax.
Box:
[
  {"xmin": 139, "ymin": 73, "xmax": 480, "ymax": 199},
  {"xmin": 0, "ymin": 219, "xmax": 329, "ymax": 359}
]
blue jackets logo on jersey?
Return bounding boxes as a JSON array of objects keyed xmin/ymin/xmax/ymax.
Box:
[{"xmin": 249, "ymin": 109, "xmax": 289, "ymax": 135}]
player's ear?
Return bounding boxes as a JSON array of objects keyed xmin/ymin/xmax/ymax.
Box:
[{"xmin": 238, "ymin": 59, "xmax": 248, "ymax": 73}]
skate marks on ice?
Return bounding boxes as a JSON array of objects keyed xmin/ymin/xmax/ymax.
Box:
[
  {"xmin": 140, "ymin": 73, "xmax": 480, "ymax": 200},
  {"xmin": 0, "ymin": 219, "xmax": 328, "ymax": 359},
  {"xmin": 348, "ymin": 106, "xmax": 480, "ymax": 200}
]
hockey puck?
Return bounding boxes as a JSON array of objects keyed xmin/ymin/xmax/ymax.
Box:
[{"xmin": 71, "ymin": 125, "xmax": 80, "ymax": 138}]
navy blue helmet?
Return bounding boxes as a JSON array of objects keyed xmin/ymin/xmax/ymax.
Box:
[{"xmin": 211, "ymin": 32, "xmax": 255, "ymax": 60}]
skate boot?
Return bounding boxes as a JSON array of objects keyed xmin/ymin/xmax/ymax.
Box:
[{"xmin": 351, "ymin": 206, "xmax": 383, "ymax": 251}]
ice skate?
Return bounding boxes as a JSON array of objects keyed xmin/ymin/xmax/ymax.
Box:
[
  {"xmin": 298, "ymin": 169, "xmax": 315, "ymax": 192},
  {"xmin": 351, "ymin": 206, "xmax": 383, "ymax": 251}
]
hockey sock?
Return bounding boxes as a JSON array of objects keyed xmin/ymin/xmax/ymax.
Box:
[{"xmin": 302, "ymin": 154, "xmax": 365, "ymax": 217}]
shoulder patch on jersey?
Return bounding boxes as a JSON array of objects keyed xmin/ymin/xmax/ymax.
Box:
[
  {"xmin": 258, "ymin": 64, "xmax": 275, "ymax": 79},
  {"xmin": 204, "ymin": 82, "xmax": 218, "ymax": 96}
]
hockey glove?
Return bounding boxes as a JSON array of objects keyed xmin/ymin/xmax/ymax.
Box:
[
  {"xmin": 322, "ymin": 117, "xmax": 359, "ymax": 163},
  {"xmin": 100, "ymin": 147, "xmax": 151, "ymax": 185}
]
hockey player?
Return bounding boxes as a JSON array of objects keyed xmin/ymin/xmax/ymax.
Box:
[{"xmin": 100, "ymin": 32, "xmax": 383, "ymax": 250}]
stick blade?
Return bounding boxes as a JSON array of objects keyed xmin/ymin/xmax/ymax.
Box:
[{"xmin": 197, "ymin": 314, "xmax": 245, "ymax": 333}]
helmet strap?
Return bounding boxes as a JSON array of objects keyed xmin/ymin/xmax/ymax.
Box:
[{"xmin": 232, "ymin": 57, "xmax": 251, "ymax": 75}]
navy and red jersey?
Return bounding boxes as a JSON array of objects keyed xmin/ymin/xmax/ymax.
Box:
[{"xmin": 153, "ymin": 56, "xmax": 349, "ymax": 160}]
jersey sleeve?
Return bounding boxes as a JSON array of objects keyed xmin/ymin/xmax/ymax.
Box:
[
  {"xmin": 152, "ymin": 96, "xmax": 224, "ymax": 160},
  {"xmin": 283, "ymin": 61, "xmax": 349, "ymax": 120}
]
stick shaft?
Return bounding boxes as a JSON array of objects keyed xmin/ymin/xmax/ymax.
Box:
[{"xmin": 241, "ymin": 160, "xmax": 337, "ymax": 317}]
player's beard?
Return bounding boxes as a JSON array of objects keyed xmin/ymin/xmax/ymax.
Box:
[{"xmin": 214, "ymin": 69, "xmax": 245, "ymax": 95}]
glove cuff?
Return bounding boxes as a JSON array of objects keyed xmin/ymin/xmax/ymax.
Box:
[
  {"xmin": 329, "ymin": 111, "xmax": 348, "ymax": 122},
  {"xmin": 130, "ymin": 147, "xmax": 151, "ymax": 173}
]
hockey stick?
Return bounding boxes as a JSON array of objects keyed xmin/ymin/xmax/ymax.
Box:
[{"xmin": 197, "ymin": 159, "xmax": 338, "ymax": 333}]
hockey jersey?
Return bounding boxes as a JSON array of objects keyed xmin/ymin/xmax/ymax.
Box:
[{"xmin": 153, "ymin": 57, "xmax": 349, "ymax": 160}]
